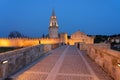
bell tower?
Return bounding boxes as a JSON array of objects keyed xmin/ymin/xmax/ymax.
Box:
[{"xmin": 49, "ymin": 10, "xmax": 58, "ymax": 38}]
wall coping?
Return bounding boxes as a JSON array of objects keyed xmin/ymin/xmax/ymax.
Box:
[
  {"xmin": 0, "ymin": 45, "xmax": 42, "ymax": 60},
  {"xmin": 88, "ymin": 44, "xmax": 120, "ymax": 58}
]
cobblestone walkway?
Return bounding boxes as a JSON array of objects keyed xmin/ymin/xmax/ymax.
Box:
[{"xmin": 11, "ymin": 45, "xmax": 113, "ymax": 80}]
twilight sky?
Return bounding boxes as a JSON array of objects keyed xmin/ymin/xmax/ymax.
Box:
[{"xmin": 0, "ymin": 0, "xmax": 120, "ymax": 37}]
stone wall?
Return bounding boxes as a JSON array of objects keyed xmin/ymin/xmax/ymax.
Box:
[
  {"xmin": 94, "ymin": 43, "xmax": 111, "ymax": 49},
  {"xmin": 69, "ymin": 30, "xmax": 94, "ymax": 45},
  {"xmin": 0, "ymin": 44, "xmax": 59, "ymax": 80},
  {"xmin": 75, "ymin": 43, "xmax": 87, "ymax": 50},
  {"xmin": 43, "ymin": 44, "xmax": 60, "ymax": 53},
  {"xmin": 85, "ymin": 44, "xmax": 120, "ymax": 80},
  {"xmin": 0, "ymin": 38, "xmax": 60, "ymax": 47}
]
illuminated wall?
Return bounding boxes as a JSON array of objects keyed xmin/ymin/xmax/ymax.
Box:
[
  {"xmin": 0, "ymin": 31, "xmax": 94, "ymax": 47},
  {"xmin": 60, "ymin": 33, "xmax": 68, "ymax": 44},
  {"xmin": 0, "ymin": 38, "xmax": 60, "ymax": 47},
  {"xmin": 68, "ymin": 38, "xmax": 94, "ymax": 45},
  {"xmin": 68, "ymin": 30, "xmax": 94, "ymax": 45}
]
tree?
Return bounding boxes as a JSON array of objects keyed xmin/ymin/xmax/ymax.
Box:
[
  {"xmin": 94, "ymin": 35, "xmax": 109, "ymax": 43},
  {"xmin": 42, "ymin": 34, "xmax": 45, "ymax": 38},
  {"xmin": 8, "ymin": 31, "xmax": 23, "ymax": 38}
]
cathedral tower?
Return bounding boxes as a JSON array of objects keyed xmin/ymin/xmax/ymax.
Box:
[{"xmin": 49, "ymin": 10, "xmax": 58, "ymax": 38}]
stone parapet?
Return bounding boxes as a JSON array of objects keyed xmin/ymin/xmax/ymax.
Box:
[
  {"xmin": 43, "ymin": 44, "xmax": 59, "ymax": 53},
  {"xmin": 0, "ymin": 44, "xmax": 59, "ymax": 80},
  {"xmin": 85, "ymin": 44, "xmax": 120, "ymax": 80}
]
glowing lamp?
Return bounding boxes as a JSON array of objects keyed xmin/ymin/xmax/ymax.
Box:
[
  {"xmin": 1, "ymin": 60, "xmax": 8, "ymax": 64},
  {"xmin": 118, "ymin": 63, "xmax": 120, "ymax": 67}
]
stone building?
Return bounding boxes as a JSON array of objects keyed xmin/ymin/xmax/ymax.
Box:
[{"xmin": 68, "ymin": 30, "xmax": 94, "ymax": 45}]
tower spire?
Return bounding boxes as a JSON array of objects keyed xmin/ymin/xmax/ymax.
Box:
[
  {"xmin": 52, "ymin": 9, "xmax": 55, "ymax": 16},
  {"xmin": 49, "ymin": 10, "xmax": 58, "ymax": 27}
]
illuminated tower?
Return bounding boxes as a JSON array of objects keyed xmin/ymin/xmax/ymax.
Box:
[{"xmin": 49, "ymin": 10, "xmax": 58, "ymax": 38}]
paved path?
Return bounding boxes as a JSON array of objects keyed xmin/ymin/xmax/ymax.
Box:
[{"xmin": 11, "ymin": 45, "xmax": 113, "ymax": 80}]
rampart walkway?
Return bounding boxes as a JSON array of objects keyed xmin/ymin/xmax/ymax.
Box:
[{"xmin": 11, "ymin": 45, "xmax": 113, "ymax": 80}]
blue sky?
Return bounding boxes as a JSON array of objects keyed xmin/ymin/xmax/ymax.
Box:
[{"xmin": 0, "ymin": 0, "xmax": 120, "ymax": 37}]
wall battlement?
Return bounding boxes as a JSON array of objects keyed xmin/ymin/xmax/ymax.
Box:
[
  {"xmin": 0, "ymin": 38, "xmax": 61, "ymax": 47},
  {"xmin": 0, "ymin": 30, "xmax": 94, "ymax": 47},
  {"xmin": 0, "ymin": 34, "xmax": 94, "ymax": 47}
]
